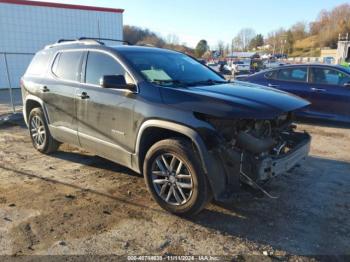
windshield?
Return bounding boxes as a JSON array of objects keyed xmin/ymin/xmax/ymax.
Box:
[{"xmin": 120, "ymin": 50, "xmax": 225, "ymax": 87}]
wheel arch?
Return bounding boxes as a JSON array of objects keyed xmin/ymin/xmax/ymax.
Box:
[
  {"xmin": 134, "ymin": 120, "xmax": 210, "ymax": 175},
  {"xmin": 24, "ymin": 95, "xmax": 49, "ymax": 126}
]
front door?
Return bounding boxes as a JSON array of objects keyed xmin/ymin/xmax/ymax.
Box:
[
  {"xmin": 76, "ymin": 51, "xmax": 136, "ymax": 166},
  {"xmin": 269, "ymin": 66, "xmax": 310, "ymax": 98},
  {"xmin": 308, "ymin": 66, "xmax": 350, "ymax": 121}
]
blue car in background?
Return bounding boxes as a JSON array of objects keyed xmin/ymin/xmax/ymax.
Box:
[{"xmin": 238, "ymin": 64, "xmax": 350, "ymax": 123}]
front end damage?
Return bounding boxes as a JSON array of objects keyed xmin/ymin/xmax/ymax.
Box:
[{"xmin": 200, "ymin": 113, "xmax": 311, "ymax": 201}]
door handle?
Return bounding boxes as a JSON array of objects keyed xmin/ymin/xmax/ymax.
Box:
[
  {"xmin": 268, "ymin": 83, "xmax": 279, "ymax": 88},
  {"xmin": 77, "ymin": 92, "xmax": 89, "ymax": 99},
  {"xmin": 311, "ymin": 87, "xmax": 326, "ymax": 92},
  {"xmin": 40, "ymin": 86, "xmax": 50, "ymax": 92}
]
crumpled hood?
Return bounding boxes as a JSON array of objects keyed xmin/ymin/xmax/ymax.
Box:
[{"xmin": 160, "ymin": 81, "xmax": 310, "ymax": 119}]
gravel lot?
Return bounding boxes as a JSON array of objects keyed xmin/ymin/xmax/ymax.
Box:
[{"xmin": 0, "ymin": 117, "xmax": 349, "ymax": 259}]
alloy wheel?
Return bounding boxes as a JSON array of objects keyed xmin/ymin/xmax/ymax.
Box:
[
  {"xmin": 30, "ymin": 115, "xmax": 46, "ymax": 147},
  {"xmin": 151, "ymin": 153, "xmax": 193, "ymax": 206}
]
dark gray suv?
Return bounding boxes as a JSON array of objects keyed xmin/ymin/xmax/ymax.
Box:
[{"xmin": 21, "ymin": 38, "xmax": 311, "ymax": 216}]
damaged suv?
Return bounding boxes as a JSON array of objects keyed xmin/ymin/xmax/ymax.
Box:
[{"xmin": 21, "ymin": 38, "xmax": 311, "ymax": 216}]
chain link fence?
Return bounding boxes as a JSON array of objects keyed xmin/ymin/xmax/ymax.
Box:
[{"xmin": 0, "ymin": 52, "xmax": 34, "ymax": 122}]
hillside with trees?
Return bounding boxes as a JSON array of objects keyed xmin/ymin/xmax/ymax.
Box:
[
  {"xmin": 264, "ymin": 3, "xmax": 350, "ymax": 57},
  {"xmin": 123, "ymin": 25, "xmax": 195, "ymax": 56},
  {"xmin": 228, "ymin": 3, "xmax": 350, "ymax": 57},
  {"xmin": 124, "ymin": 3, "xmax": 350, "ymax": 59}
]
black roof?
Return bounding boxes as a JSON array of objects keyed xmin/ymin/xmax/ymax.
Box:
[
  {"xmin": 267, "ymin": 63, "xmax": 350, "ymax": 73},
  {"xmin": 112, "ymin": 45, "xmax": 178, "ymax": 54},
  {"xmin": 44, "ymin": 38, "xmax": 179, "ymax": 55}
]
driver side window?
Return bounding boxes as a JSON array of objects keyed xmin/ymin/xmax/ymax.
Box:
[{"xmin": 85, "ymin": 51, "xmax": 133, "ymax": 86}]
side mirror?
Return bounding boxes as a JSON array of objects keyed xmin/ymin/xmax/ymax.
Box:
[
  {"xmin": 344, "ymin": 81, "xmax": 350, "ymax": 87},
  {"xmin": 100, "ymin": 75, "xmax": 136, "ymax": 92}
]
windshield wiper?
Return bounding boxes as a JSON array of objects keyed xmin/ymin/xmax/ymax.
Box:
[
  {"xmin": 151, "ymin": 79, "xmax": 188, "ymax": 87},
  {"xmin": 187, "ymin": 79, "xmax": 229, "ymax": 86}
]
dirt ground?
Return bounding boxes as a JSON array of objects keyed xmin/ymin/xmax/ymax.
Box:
[{"xmin": 0, "ymin": 118, "xmax": 349, "ymax": 259}]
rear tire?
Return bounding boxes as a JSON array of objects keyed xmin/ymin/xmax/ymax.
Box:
[
  {"xmin": 143, "ymin": 138, "xmax": 211, "ymax": 216},
  {"xmin": 28, "ymin": 107, "xmax": 60, "ymax": 154}
]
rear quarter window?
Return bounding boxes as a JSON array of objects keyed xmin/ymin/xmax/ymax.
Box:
[
  {"xmin": 52, "ymin": 51, "xmax": 83, "ymax": 81},
  {"xmin": 26, "ymin": 51, "xmax": 50, "ymax": 76}
]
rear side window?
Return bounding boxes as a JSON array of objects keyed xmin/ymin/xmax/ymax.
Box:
[
  {"xmin": 277, "ymin": 67, "xmax": 307, "ymax": 82},
  {"xmin": 52, "ymin": 51, "xmax": 83, "ymax": 81},
  {"xmin": 26, "ymin": 52, "xmax": 50, "ymax": 76},
  {"xmin": 310, "ymin": 67, "xmax": 350, "ymax": 86},
  {"xmin": 85, "ymin": 52, "xmax": 125, "ymax": 85}
]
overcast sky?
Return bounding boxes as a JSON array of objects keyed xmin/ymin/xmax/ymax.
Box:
[{"xmin": 36, "ymin": 0, "xmax": 347, "ymax": 47}]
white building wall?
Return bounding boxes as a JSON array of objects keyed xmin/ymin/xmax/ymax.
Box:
[{"xmin": 0, "ymin": 2, "xmax": 123, "ymax": 89}]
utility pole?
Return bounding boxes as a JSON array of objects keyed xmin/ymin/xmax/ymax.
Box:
[
  {"xmin": 4, "ymin": 53, "xmax": 15, "ymax": 113},
  {"xmin": 272, "ymin": 33, "xmax": 276, "ymax": 56}
]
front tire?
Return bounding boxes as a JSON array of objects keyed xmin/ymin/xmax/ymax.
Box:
[
  {"xmin": 143, "ymin": 138, "xmax": 211, "ymax": 216},
  {"xmin": 28, "ymin": 107, "xmax": 60, "ymax": 154}
]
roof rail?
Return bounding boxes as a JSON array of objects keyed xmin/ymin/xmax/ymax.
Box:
[
  {"xmin": 78, "ymin": 37, "xmax": 130, "ymax": 45},
  {"xmin": 45, "ymin": 37, "xmax": 130, "ymax": 49},
  {"xmin": 57, "ymin": 39, "xmax": 76, "ymax": 43}
]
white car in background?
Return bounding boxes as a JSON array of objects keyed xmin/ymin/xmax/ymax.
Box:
[
  {"xmin": 229, "ymin": 59, "xmax": 251, "ymax": 74},
  {"xmin": 263, "ymin": 60, "xmax": 286, "ymax": 69}
]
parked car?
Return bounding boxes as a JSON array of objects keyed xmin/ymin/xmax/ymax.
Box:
[
  {"xmin": 206, "ymin": 62, "xmax": 218, "ymax": 67},
  {"xmin": 229, "ymin": 59, "xmax": 251, "ymax": 75},
  {"xmin": 263, "ymin": 60, "xmax": 286, "ymax": 69},
  {"xmin": 21, "ymin": 38, "xmax": 311, "ymax": 216},
  {"xmin": 218, "ymin": 61, "xmax": 232, "ymax": 75},
  {"xmin": 274, "ymin": 54, "xmax": 288, "ymax": 59},
  {"xmin": 238, "ymin": 64, "xmax": 350, "ymax": 123}
]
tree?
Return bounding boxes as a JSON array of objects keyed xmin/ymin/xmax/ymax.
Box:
[
  {"xmin": 224, "ymin": 44, "xmax": 230, "ymax": 57},
  {"xmin": 123, "ymin": 25, "xmax": 194, "ymax": 54},
  {"xmin": 310, "ymin": 4, "xmax": 350, "ymax": 48},
  {"xmin": 195, "ymin": 40, "xmax": 209, "ymax": 58},
  {"xmin": 234, "ymin": 28, "xmax": 256, "ymax": 51},
  {"xmin": 290, "ymin": 22, "xmax": 307, "ymax": 41},
  {"xmin": 202, "ymin": 50, "xmax": 212, "ymax": 60},
  {"xmin": 266, "ymin": 28, "xmax": 287, "ymax": 54},
  {"xmin": 166, "ymin": 34, "xmax": 180, "ymax": 45},
  {"xmin": 123, "ymin": 25, "xmax": 164, "ymax": 46},
  {"xmin": 249, "ymin": 34, "xmax": 264, "ymax": 49},
  {"xmin": 216, "ymin": 40, "xmax": 225, "ymax": 57},
  {"xmin": 232, "ymin": 35, "xmax": 243, "ymax": 51},
  {"xmin": 286, "ymin": 30, "xmax": 294, "ymax": 54},
  {"xmin": 136, "ymin": 35, "xmax": 165, "ymax": 47}
]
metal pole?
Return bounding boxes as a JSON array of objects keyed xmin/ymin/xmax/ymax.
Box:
[
  {"xmin": 97, "ymin": 19, "xmax": 101, "ymax": 40},
  {"xmin": 3, "ymin": 53, "xmax": 15, "ymax": 113}
]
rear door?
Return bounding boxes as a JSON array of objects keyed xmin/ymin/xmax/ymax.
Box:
[
  {"xmin": 265, "ymin": 66, "xmax": 313, "ymax": 101},
  {"xmin": 44, "ymin": 50, "xmax": 84, "ymax": 145},
  {"xmin": 308, "ymin": 66, "xmax": 350, "ymax": 121},
  {"xmin": 76, "ymin": 50, "xmax": 136, "ymax": 166}
]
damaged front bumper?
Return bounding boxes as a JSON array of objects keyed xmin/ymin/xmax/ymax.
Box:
[
  {"xmin": 241, "ymin": 132, "xmax": 311, "ymax": 183},
  {"xmin": 208, "ymin": 132, "xmax": 311, "ymax": 202}
]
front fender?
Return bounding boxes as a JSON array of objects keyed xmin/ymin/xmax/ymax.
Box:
[
  {"xmin": 133, "ymin": 119, "xmax": 229, "ymax": 200},
  {"xmin": 134, "ymin": 120, "xmax": 209, "ymax": 173}
]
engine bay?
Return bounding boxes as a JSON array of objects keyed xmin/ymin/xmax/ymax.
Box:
[{"xmin": 203, "ymin": 113, "xmax": 311, "ymax": 196}]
